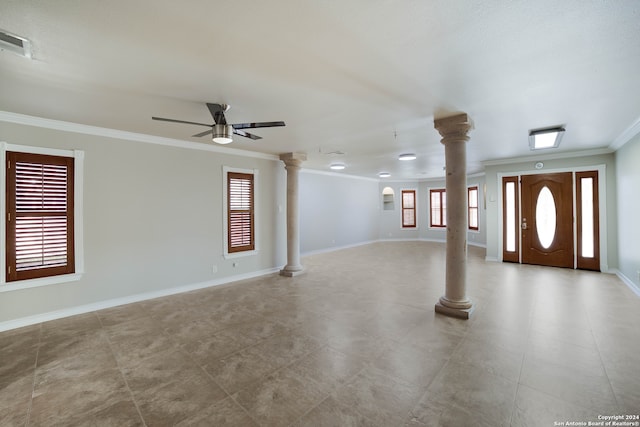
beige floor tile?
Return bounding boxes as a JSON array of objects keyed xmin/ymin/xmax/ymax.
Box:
[
  {"xmin": 204, "ymin": 347, "xmax": 279, "ymax": 394},
  {"xmin": 0, "ymin": 376, "xmax": 33, "ymax": 426},
  {"xmin": 412, "ymin": 359, "xmax": 518, "ymax": 427},
  {"xmin": 289, "ymin": 345, "xmax": 366, "ymax": 392},
  {"xmin": 519, "ymin": 355, "xmax": 617, "ymax": 413},
  {"xmin": 372, "ymin": 342, "xmax": 448, "ymax": 387},
  {"xmin": 244, "ymin": 332, "xmax": 323, "ymax": 369},
  {"xmin": 177, "ymin": 327, "xmax": 257, "ymax": 366},
  {"xmin": 292, "ymin": 395, "xmax": 384, "ymax": 427},
  {"xmin": 96, "ymin": 302, "xmax": 149, "ymax": 327},
  {"xmin": 1, "ymin": 241, "xmax": 639, "ymax": 425},
  {"xmin": 511, "ymin": 384, "xmax": 598, "ymax": 427},
  {"xmin": 234, "ymin": 367, "xmax": 328, "ymax": 426},
  {"xmin": 125, "ymin": 350, "xmax": 227, "ymax": 425},
  {"xmin": 334, "ymin": 365, "xmax": 426, "ymax": 426},
  {"xmin": 29, "ymin": 368, "xmax": 131, "ymax": 426},
  {"xmin": 448, "ymin": 336, "xmax": 523, "ymax": 383},
  {"xmin": 176, "ymin": 397, "xmax": 258, "ymax": 427}
]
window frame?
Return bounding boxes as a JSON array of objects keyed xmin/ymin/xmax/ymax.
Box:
[
  {"xmin": 401, "ymin": 189, "xmax": 417, "ymax": 228},
  {"xmin": 1, "ymin": 143, "xmax": 84, "ymax": 292},
  {"xmin": 468, "ymin": 185, "xmax": 479, "ymax": 231},
  {"xmin": 222, "ymin": 166, "xmax": 259, "ymax": 259},
  {"xmin": 429, "ymin": 188, "xmax": 446, "ymax": 229}
]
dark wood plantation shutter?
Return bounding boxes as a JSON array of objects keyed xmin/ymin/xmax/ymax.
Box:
[
  {"xmin": 227, "ymin": 172, "xmax": 254, "ymax": 253},
  {"xmin": 401, "ymin": 190, "xmax": 416, "ymax": 228},
  {"xmin": 6, "ymin": 152, "xmax": 75, "ymax": 281}
]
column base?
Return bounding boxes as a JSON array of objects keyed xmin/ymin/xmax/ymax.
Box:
[
  {"xmin": 280, "ymin": 266, "xmax": 304, "ymax": 277},
  {"xmin": 435, "ymin": 300, "xmax": 474, "ymax": 320}
]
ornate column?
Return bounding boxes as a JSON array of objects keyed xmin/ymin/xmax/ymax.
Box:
[
  {"xmin": 279, "ymin": 152, "xmax": 307, "ymax": 277},
  {"xmin": 434, "ymin": 113, "xmax": 474, "ymax": 319}
]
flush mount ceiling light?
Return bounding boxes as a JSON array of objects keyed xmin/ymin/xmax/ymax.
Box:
[
  {"xmin": 398, "ymin": 153, "xmax": 416, "ymax": 161},
  {"xmin": 529, "ymin": 126, "xmax": 565, "ymax": 150},
  {"xmin": 330, "ymin": 163, "xmax": 346, "ymax": 170},
  {"xmin": 212, "ymin": 124, "xmax": 233, "ymax": 144},
  {"xmin": 0, "ymin": 29, "xmax": 32, "ymax": 58},
  {"xmin": 378, "ymin": 172, "xmax": 391, "ymax": 178}
]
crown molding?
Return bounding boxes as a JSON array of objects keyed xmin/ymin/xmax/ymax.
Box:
[
  {"xmin": 0, "ymin": 111, "xmax": 280, "ymax": 161},
  {"xmin": 300, "ymin": 168, "xmax": 379, "ymax": 182},
  {"xmin": 610, "ymin": 116, "xmax": 640, "ymax": 151},
  {"xmin": 482, "ymin": 147, "xmax": 613, "ymax": 167}
]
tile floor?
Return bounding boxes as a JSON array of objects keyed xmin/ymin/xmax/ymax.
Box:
[{"xmin": 1, "ymin": 241, "xmax": 639, "ymax": 426}]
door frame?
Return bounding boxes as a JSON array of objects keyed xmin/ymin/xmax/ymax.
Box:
[{"xmin": 496, "ymin": 164, "xmax": 608, "ymax": 271}]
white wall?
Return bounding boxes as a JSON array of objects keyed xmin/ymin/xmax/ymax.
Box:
[
  {"xmin": 0, "ymin": 120, "xmax": 286, "ymax": 326},
  {"xmin": 615, "ymin": 135, "xmax": 640, "ymax": 291},
  {"xmin": 299, "ymin": 170, "xmax": 379, "ymax": 254}
]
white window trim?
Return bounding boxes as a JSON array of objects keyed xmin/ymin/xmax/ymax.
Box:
[
  {"xmin": 222, "ymin": 166, "xmax": 259, "ymax": 259},
  {"xmin": 400, "ymin": 187, "xmax": 418, "ymax": 229},
  {"xmin": 0, "ymin": 142, "xmax": 84, "ymax": 292}
]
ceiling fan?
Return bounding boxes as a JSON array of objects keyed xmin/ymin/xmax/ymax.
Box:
[{"xmin": 152, "ymin": 103, "xmax": 285, "ymax": 144}]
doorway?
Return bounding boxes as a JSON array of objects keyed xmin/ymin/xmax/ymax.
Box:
[{"xmin": 502, "ymin": 171, "xmax": 600, "ymax": 270}]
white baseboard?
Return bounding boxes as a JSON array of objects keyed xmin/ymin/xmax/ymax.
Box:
[
  {"xmin": 301, "ymin": 240, "xmax": 378, "ymax": 257},
  {"xmin": 614, "ymin": 270, "xmax": 640, "ymax": 297},
  {"xmin": 0, "ymin": 267, "xmax": 280, "ymax": 333}
]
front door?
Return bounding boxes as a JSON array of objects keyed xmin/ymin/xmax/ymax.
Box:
[{"xmin": 520, "ymin": 172, "xmax": 574, "ymax": 268}]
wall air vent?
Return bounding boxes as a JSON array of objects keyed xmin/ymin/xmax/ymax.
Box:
[{"xmin": 0, "ymin": 29, "xmax": 32, "ymax": 58}]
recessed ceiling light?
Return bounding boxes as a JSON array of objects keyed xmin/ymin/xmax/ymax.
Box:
[
  {"xmin": 398, "ymin": 153, "xmax": 416, "ymax": 161},
  {"xmin": 378, "ymin": 172, "xmax": 391, "ymax": 178},
  {"xmin": 330, "ymin": 163, "xmax": 346, "ymax": 170},
  {"xmin": 529, "ymin": 126, "xmax": 565, "ymax": 150}
]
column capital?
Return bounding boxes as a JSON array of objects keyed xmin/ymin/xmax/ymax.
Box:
[
  {"xmin": 434, "ymin": 113, "xmax": 472, "ymax": 144},
  {"xmin": 279, "ymin": 152, "xmax": 307, "ymax": 167}
]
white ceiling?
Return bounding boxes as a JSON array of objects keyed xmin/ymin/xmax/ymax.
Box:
[{"xmin": 1, "ymin": 1, "xmax": 639, "ymax": 179}]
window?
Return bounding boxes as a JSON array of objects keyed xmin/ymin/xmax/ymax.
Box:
[
  {"xmin": 502, "ymin": 176, "xmax": 519, "ymax": 263},
  {"xmin": 227, "ymin": 171, "xmax": 255, "ymax": 253},
  {"xmin": 401, "ymin": 190, "xmax": 416, "ymax": 228},
  {"xmin": 430, "ymin": 189, "xmax": 446, "ymax": 228},
  {"xmin": 6, "ymin": 151, "xmax": 75, "ymax": 282},
  {"xmin": 468, "ymin": 186, "xmax": 479, "ymax": 230}
]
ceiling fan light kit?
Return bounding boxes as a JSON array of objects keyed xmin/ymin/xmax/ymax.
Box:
[
  {"xmin": 152, "ymin": 103, "xmax": 285, "ymax": 144},
  {"xmin": 212, "ymin": 124, "xmax": 233, "ymax": 144}
]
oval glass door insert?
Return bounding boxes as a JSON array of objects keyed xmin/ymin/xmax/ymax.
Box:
[{"xmin": 536, "ymin": 186, "xmax": 556, "ymax": 249}]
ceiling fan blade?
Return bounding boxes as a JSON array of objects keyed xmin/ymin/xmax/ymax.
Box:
[
  {"xmin": 192, "ymin": 129, "xmax": 213, "ymax": 138},
  {"xmin": 206, "ymin": 103, "xmax": 227, "ymax": 125},
  {"xmin": 152, "ymin": 117, "xmax": 213, "ymax": 127},
  {"xmin": 232, "ymin": 121, "xmax": 286, "ymax": 130},
  {"xmin": 233, "ymin": 129, "xmax": 262, "ymax": 140}
]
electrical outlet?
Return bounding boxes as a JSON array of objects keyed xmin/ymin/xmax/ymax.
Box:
[
  {"xmin": 233, "ymin": 262, "xmax": 239, "ymax": 268},
  {"xmin": 212, "ymin": 265, "xmax": 217, "ymax": 274}
]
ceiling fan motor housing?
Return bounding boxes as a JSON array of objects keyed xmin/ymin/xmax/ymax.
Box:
[{"xmin": 212, "ymin": 124, "xmax": 233, "ymax": 144}]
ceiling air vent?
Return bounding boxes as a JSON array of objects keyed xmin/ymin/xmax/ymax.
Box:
[{"xmin": 0, "ymin": 29, "xmax": 32, "ymax": 58}]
